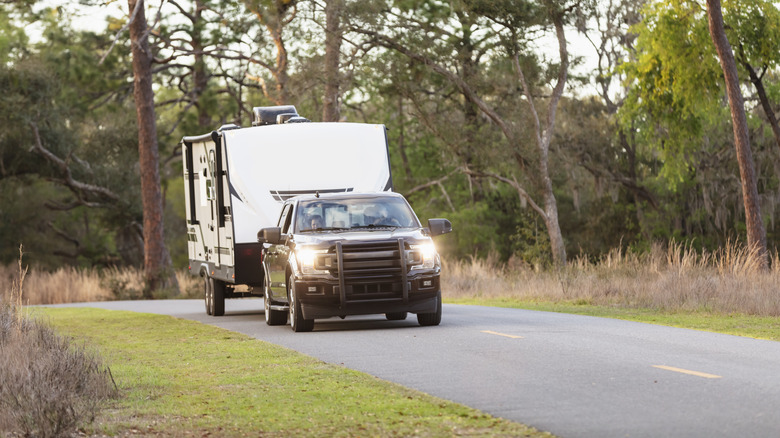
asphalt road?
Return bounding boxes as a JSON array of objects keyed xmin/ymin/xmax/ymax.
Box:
[{"xmin": 48, "ymin": 299, "xmax": 780, "ymax": 438}]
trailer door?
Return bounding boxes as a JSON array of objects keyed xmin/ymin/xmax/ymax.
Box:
[{"xmin": 208, "ymin": 140, "xmax": 234, "ymax": 269}]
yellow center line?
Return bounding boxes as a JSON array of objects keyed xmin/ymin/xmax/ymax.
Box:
[
  {"xmin": 652, "ymin": 365, "xmax": 722, "ymax": 379},
  {"xmin": 481, "ymin": 330, "xmax": 524, "ymax": 339}
]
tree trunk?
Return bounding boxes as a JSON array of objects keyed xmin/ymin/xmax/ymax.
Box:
[
  {"xmin": 191, "ymin": 0, "xmax": 212, "ymax": 129},
  {"xmin": 706, "ymin": 0, "xmax": 768, "ymax": 268},
  {"xmin": 128, "ymin": 0, "xmax": 180, "ymax": 296},
  {"xmin": 322, "ymin": 0, "xmax": 342, "ymax": 122},
  {"xmin": 514, "ymin": 9, "xmax": 568, "ymax": 267}
]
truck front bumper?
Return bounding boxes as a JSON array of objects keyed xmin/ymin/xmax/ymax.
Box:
[{"xmin": 293, "ymin": 272, "xmax": 440, "ymax": 320}]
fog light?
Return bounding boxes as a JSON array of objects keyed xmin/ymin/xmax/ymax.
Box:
[
  {"xmin": 308, "ymin": 286, "xmax": 317, "ymax": 292},
  {"xmin": 423, "ymin": 280, "xmax": 432, "ymax": 287}
]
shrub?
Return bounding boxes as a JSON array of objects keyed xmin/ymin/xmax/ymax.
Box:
[{"xmin": 0, "ymin": 247, "xmax": 116, "ymax": 437}]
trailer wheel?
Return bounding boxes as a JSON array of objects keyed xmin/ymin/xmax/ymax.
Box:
[
  {"xmin": 385, "ymin": 312, "xmax": 407, "ymax": 321},
  {"xmin": 265, "ymin": 287, "xmax": 287, "ymax": 326},
  {"xmin": 204, "ymin": 275, "xmax": 213, "ymax": 316},
  {"xmin": 211, "ymin": 277, "xmax": 225, "ymax": 317},
  {"xmin": 288, "ymin": 274, "xmax": 313, "ymax": 332},
  {"xmin": 417, "ymin": 291, "xmax": 442, "ymax": 327}
]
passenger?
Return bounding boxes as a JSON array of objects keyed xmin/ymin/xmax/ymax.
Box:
[{"xmin": 310, "ymin": 214, "xmax": 325, "ymax": 229}]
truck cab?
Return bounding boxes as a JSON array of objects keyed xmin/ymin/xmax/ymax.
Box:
[{"xmin": 258, "ymin": 192, "xmax": 452, "ymax": 332}]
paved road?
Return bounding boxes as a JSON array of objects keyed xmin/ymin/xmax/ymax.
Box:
[{"xmin": 48, "ymin": 299, "xmax": 780, "ymax": 437}]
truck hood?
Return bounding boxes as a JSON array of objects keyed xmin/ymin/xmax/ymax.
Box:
[{"xmin": 292, "ymin": 228, "xmax": 431, "ymax": 247}]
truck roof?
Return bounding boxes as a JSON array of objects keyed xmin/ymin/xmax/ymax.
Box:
[{"xmin": 287, "ymin": 191, "xmax": 405, "ymax": 203}]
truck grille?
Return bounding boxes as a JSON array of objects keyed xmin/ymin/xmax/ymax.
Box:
[
  {"xmin": 339, "ymin": 241, "xmax": 403, "ymax": 280},
  {"xmin": 332, "ymin": 240, "xmax": 406, "ymax": 299}
]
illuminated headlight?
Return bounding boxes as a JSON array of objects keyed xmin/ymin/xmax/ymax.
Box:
[
  {"xmin": 409, "ymin": 242, "xmax": 437, "ymax": 270},
  {"xmin": 296, "ymin": 248, "xmax": 329, "ymax": 274}
]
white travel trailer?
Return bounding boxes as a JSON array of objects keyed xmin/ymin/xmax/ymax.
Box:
[{"xmin": 181, "ymin": 106, "xmax": 393, "ymax": 316}]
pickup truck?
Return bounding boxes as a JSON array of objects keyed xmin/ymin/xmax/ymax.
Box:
[{"xmin": 258, "ymin": 191, "xmax": 452, "ymax": 332}]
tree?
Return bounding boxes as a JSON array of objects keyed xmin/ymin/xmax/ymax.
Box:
[
  {"xmin": 127, "ymin": 0, "xmax": 180, "ymax": 295},
  {"xmin": 620, "ymin": 0, "xmax": 775, "ymax": 256},
  {"xmin": 705, "ymin": 0, "xmax": 768, "ymax": 266},
  {"xmin": 352, "ymin": 0, "xmax": 583, "ymax": 266},
  {"xmin": 0, "ymin": 4, "xmax": 154, "ymax": 268}
]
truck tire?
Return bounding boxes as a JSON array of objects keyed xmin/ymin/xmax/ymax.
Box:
[
  {"xmin": 265, "ymin": 288, "xmax": 287, "ymax": 326},
  {"xmin": 204, "ymin": 275, "xmax": 213, "ymax": 316},
  {"xmin": 417, "ymin": 291, "xmax": 442, "ymax": 326},
  {"xmin": 385, "ymin": 312, "xmax": 407, "ymax": 321},
  {"xmin": 211, "ymin": 277, "xmax": 225, "ymax": 317},
  {"xmin": 288, "ymin": 274, "xmax": 314, "ymax": 332}
]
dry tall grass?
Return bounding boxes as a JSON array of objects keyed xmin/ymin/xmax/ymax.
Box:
[
  {"xmin": 443, "ymin": 241, "xmax": 780, "ymax": 316},
  {"xmin": 3, "ymin": 241, "xmax": 779, "ymax": 316},
  {"xmin": 0, "ymin": 265, "xmax": 202, "ymax": 305}
]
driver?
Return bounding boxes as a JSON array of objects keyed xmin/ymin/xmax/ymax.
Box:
[{"xmin": 365, "ymin": 205, "xmax": 400, "ymax": 226}]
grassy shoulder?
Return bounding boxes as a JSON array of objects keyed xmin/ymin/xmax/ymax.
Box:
[
  {"xmin": 35, "ymin": 307, "xmax": 550, "ymax": 437},
  {"xmin": 446, "ymin": 298, "xmax": 780, "ymax": 342}
]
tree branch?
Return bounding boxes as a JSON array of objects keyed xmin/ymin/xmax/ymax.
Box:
[
  {"xmin": 29, "ymin": 123, "xmax": 120, "ymax": 203},
  {"xmin": 461, "ymin": 167, "xmax": 547, "ymax": 220},
  {"xmin": 99, "ymin": 0, "xmax": 143, "ymax": 65}
]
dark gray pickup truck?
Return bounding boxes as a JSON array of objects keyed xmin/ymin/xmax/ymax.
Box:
[{"xmin": 258, "ymin": 191, "xmax": 452, "ymax": 332}]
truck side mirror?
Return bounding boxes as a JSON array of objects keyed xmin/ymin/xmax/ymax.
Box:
[
  {"xmin": 257, "ymin": 227, "xmax": 282, "ymax": 244},
  {"xmin": 428, "ymin": 219, "xmax": 452, "ymax": 237}
]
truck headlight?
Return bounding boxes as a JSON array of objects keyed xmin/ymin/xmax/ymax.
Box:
[
  {"xmin": 296, "ymin": 248, "xmax": 329, "ymax": 274},
  {"xmin": 409, "ymin": 242, "xmax": 436, "ymax": 270}
]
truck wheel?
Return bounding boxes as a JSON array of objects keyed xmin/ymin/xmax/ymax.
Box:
[
  {"xmin": 417, "ymin": 291, "xmax": 442, "ymax": 326},
  {"xmin": 211, "ymin": 277, "xmax": 225, "ymax": 317},
  {"xmin": 288, "ymin": 274, "xmax": 313, "ymax": 332},
  {"xmin": 385, "ymin": 312, "xmax": 407, "ymax": 321},
  {"xmin": 204, "ymin": 275, "xmax": 213, "ymax": 316},
  {"xmin": 265, "ymin": 287, "xmax": 287, "ymax": 326}
]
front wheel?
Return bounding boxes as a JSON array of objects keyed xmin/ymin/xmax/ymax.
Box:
[
  {"xmin": 417, "ymin": 291, "xmax": 442, "ymax": 326},
  {"xmin": 288, "ymin": 274, "xmax": 314, "ymax": 332},
  {"xmin": 265, "ymin": 287, "xmax": 287, "ymax": 326}
]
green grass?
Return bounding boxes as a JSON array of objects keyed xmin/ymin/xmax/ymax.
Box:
[
  {"xmin": 35, "ymin": 307, "xmax": 550, "ymax": 437},
  {"xmin": 446, "ymin": 297, "xmax": 780, "ymax": 341}
]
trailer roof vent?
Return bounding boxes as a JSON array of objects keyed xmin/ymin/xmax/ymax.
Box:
[
  {"xmin": 218, "ymin": 123, "xmax": 241, "ymax": 132},
  {"xmin": 276, "ymin": 113, "xmax": 299, "ymax": 124},
  {"xmin": 252, "ymin": 105, "xmax": 298, "ymax": 126}
]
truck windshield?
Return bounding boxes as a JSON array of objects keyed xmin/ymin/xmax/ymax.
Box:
[{"xmin": 296, "ymin": 197, "xmax": 420, "ymax": 232}]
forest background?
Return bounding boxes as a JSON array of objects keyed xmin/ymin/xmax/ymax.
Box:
[{"xmin": 1, "ymin": 0, "xmax": 779, "ymax": 282}]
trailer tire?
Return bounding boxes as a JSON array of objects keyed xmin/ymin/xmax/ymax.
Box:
[
  {"xmin": 211, "ymin": 277, "xmax": 225, "ymax": 317},
  {"xmin": 288, "ymin": 274, "xmax": 313, "ymax": 332},
  {"xmin": 417, "ymin": 291, "xmax": 442, "ymax": 327},
  {"xmin": 385, "ymin": 312, "xmax": 407, "ymax": 321},
  {"xmin": 265, "ymin": 288, "xmax": 287, "ymax": 326},
  {"xmin": 204, "ymin": 275, "xmax": 213, "ymax": 316}
]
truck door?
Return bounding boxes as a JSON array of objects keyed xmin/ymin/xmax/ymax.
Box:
[{"xmin": 266, "ymin": 203, "xmax": 293, "ymax": 301}]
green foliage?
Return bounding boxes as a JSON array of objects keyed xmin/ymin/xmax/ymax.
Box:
[
  {"xmin": 619, "ymin": 0, "xmax": 721, "ymax": 188},
  {"xmin": 0, "ymin": 9, "xmax": 145, "ymax": 269},
  {"xmin": 620, "ymin": 0, "xmax": 780, "ymax": 190}
]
